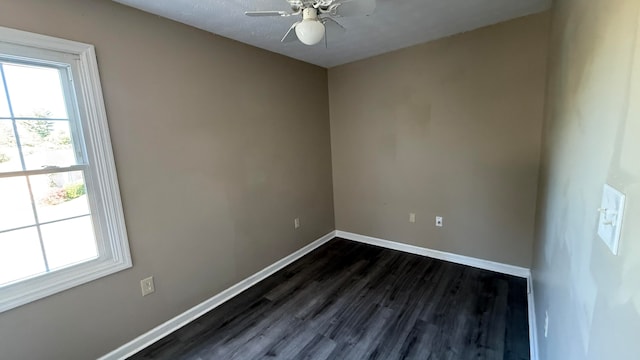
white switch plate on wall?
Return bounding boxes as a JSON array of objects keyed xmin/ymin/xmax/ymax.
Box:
[{"xmin": 597, "ymin": 184, "xmax": 626, "ymax": 255}]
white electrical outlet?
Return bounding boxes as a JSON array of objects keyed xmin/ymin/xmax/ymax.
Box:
[
  {"xmin": 140, "ymin": 276, "xmax": 155, "ymax": 296},
  {"xmin": 435, "ymin": 216, "xmax": 443, "ymax": 227},
  {"xmin": 294, "ymin": 218, "xmax": 301, "ymax": 229},
  {"xmin": 409, "ymin": 213, "xmax": 416, "ymax": 223},
  {"xmin": 544, "ymin": 310, "xmax": 549, "ymax": 338}
]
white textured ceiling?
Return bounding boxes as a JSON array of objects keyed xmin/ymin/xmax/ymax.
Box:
[{"xmin": 114, "ymin": 0, "xmax": 551, "ymax": 68}]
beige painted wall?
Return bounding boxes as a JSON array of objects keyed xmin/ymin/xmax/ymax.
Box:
[
  {"xmin": 532, "ymin": 0, "xmax": 640, "ymax": 358},
  {"xmin": 328, "ymin": 13, "xmax": 550, "ymax": 267},
  {"xmin": 0, "ymin": 0, "xmax": 334, "ymax": 359}
]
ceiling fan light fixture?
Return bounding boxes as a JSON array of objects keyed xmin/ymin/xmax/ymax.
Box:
[{"xmin": 295, "ymin": 8, "xmax": 325, "ymax": 45}]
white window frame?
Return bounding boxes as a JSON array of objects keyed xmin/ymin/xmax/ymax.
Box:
[{"xmin": 0, "ymin": 26, "xmax": 131, "ymax": 312}]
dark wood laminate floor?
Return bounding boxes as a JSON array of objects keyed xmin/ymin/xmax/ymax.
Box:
[{"xmin": 130, "ymin": 238, "xmax": 529, "ymax": 360}]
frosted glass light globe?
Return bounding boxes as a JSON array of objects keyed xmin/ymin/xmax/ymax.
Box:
[
  {"xmin": 295, "ymin": 8, "xmax": 325, "ymax": 46},
  {"xmin": 295, "ymin": 19, "xmax": 325, "ymax": 45}
]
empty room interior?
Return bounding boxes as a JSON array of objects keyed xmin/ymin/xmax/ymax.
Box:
[{"xmin": 0, "ymin": 0, "xmax": 638, "ymax": 359}]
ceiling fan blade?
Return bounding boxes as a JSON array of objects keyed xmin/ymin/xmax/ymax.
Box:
[
  {"xmin": 245, "ymin": 10, "xmax": 291, "ymax": 17},
  {"xmin": 281, "ymin": 22, "xmax": 300, "ymax": 43},
  {"xmin": 333, "ymin": 0, "xmax": 376, "ymax": 17}
]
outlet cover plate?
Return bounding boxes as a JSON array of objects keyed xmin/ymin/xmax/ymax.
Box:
[{"xmin": 141, "ymin": 276, "xmax": 155, "ymax": 296}]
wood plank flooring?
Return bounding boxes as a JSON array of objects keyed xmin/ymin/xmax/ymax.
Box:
[{"xmin": 130, "ymin": 238, "xmax": 530, "ymax": 360}]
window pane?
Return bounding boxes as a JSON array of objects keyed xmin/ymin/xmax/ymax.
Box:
[
  {"xmin": 2, "ymin": 63, "xmax": 68, "ymax": 119},
  {"xmin": 0, "ymin": 227, "xmax": 46, "ymax": 286},
  {"xmin": 0, "ymin": 120, "xmax": 21, "ymax": 172},
  {"xmin": 0, "ymin": 176, "xmax": 35, "ymax": 232},
  {"xmin": 31, "ymin": 171, "xmax": 90, "ymax": 223},
  {"xmin": 16, "ymin": 120, "xmax": 76, "ymax": 170},
  {"xmin": 0, "ymin": 75, "xmax": 10, "ymax": 118},
  {"xmin": 41, "ymin": 216, "xmax": 97, "ymax": 270}
]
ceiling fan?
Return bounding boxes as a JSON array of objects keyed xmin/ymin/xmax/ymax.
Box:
[{"xmin": 245, "ymin": 0, "xmax": 376, "ymax": 46}]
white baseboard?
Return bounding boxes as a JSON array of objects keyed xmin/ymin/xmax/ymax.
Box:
[
  {"xmin": 97, "ymin": 230, "xmax": 336, "ymax": 360},
  {"xmin": 335, "ymin": 230, "xmax": 531, "ymax": 278},
  {"xmin": 527, "ymin": 275, "xmax": 539, "ymax": 360}
]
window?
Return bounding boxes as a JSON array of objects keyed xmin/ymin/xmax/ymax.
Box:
[{"xmin": 0, "ymin": 27, "xmax": 131, "ymax": 312}]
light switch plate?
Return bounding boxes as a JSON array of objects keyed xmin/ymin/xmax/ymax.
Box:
[{"xmin": 597, "ymin": 184, "xmax": 626, "ymax": 255}]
